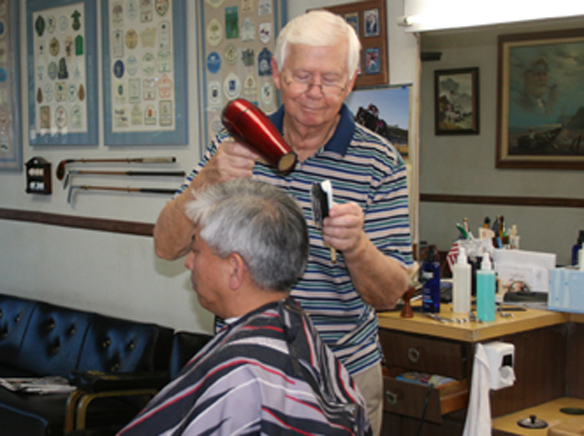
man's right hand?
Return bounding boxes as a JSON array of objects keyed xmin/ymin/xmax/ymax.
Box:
[
  {"xmin": 153, "ymin": 140, "xmax": 259, "ymax": 261},
  {"xmin": 198, "ymin": 140, "xmax": 259, "ymax": 185}
]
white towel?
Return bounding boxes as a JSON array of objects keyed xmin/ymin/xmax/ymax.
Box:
[{"xmin": 463, "ymin": 343, "xmax": 492, "ymax": 436}]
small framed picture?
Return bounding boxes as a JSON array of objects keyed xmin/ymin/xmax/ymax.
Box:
[
  {"xmin": 434, "ymin": 67, "xmax": 480, "ymax": 135},
  {"xmin": 344, "ymin": 12, "xmax": 359, "ymax": 36},
  {"xmin": 365, "ymin": 48, "xmax": 381, "ymax": 75},
  {"xmin": 363, "ymin": 8, "xmax": 379, "ymax": 37}
]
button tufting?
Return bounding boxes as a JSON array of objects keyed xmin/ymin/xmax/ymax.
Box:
[
  {"xmin": 102, "ymin": 338, "xmax": 112, "ymax": 348},
  {"xmin": 46, "ymin": 319, "xmax": 56, "ymax": 331},
  {"xmin": 127, "ymin": 340, "xmax": 135, "ymax": 351},
  {"xmin": 67, "ymin": 324, "xmax": 76, "ymax": 336},
  {"xmin": 110, "ymin": 362, "xmax": 120, "ymax": 372},
  {"xmin": 14, "ymin": 314, "xmax": 20, "ymax": 322}
]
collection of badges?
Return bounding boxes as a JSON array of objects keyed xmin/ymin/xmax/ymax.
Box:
[
  {"xmin": 0, "ymin": 0, "xmax": 16, "ymax": 167},
  {"xmin": 202, "ymin": 0, "xmax": 279, "ymax": 141},
  {"xmin": 33, "ymin": 3, "xmax": 87, "ymax": 134},
  {"xmin": 108, "ymin": 0, "xmax": 177, "ymax": 132}
]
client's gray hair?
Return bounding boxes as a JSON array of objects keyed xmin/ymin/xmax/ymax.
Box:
[{"xmin": 185, "ymin": 179, "xmax": 309, "ymax": 292}]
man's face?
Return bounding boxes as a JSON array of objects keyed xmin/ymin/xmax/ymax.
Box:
[
  {"xmin": 184, "ymin": 229, "xmax": 230, "ymax": 317},
  {"xmin": 524, "ymin": 70, "xmax": 548, "ymax": 99},
  {"xmin": 272, "ymin": 41, "xmax": 356, "ymax": 130}
]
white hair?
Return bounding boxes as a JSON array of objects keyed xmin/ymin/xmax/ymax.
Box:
[{"xmin": 274, "ymin": 10, "xmax": 362, "ymax": 80}]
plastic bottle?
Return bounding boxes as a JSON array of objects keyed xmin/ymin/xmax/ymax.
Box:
[
  {"xmin": 572, "ymin": 230, "xmax": 584, "ymax": 266},
  {"xmin": 476, "ymin": 254, "xmax": 496, "ymax": 322},
  {"xmin": 452, "ymin": 247, "xmax": 472, "ymax": 314},
  {"xmin": 421, "ymin": 246, "xmax": 441, "ymax": 313}
]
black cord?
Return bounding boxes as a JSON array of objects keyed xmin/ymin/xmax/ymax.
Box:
[{"xmin": 416, "ymin": 382, "xmax": 435, "ymax": 436}]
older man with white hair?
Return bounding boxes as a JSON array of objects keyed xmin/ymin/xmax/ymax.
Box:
[{"xmin": 154, "ymin": 10, "xmax": 413, "ymax": 434}]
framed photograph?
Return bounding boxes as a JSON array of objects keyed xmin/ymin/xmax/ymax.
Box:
[
  {"xmin": 434, "ymin": 67, "xmax": 479, "ymax": 135},
  {"xmin": 363, "ymin": 8, "xmax": 379, "ymax": 37},
  {"xmin": 101, "ymin": 0, "xmax": 188, "ymax": 145},
  {"xmin": 320, "ymin": 0, "xmax": 388, "ymax": 88},
  {"xmin": 26, "ymin": 0, "xmax": 98, "ymax": 145},
  {"xmin": 0, "ymin": 0, "xmax": 22, "ymax": 170},
  {"xmin": 346, "ymin": 85, "xmax": 410, "ymax": 158},
  {"xmin": 497, "ymin": 29, "xmax": 584, "ymax": 169}
]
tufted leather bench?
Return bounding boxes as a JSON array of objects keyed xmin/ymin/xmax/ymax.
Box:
[{"xmin": 0, "ymin": 293, "xmax": 175, "ymax": 436}]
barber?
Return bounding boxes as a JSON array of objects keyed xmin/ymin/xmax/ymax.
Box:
[{"xmin": 153, "ymin": 10, "xmax": 413, "ymax": 435}]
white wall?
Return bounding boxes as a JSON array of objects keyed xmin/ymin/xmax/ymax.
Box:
[{"xmin": 0, "ymin": 1, "xmax": 417, "ymax": 333}]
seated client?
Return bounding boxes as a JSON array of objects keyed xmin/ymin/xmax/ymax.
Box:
[{"xmin": 117, "ymin": 179, "xmax": 371, "ymax": 435}]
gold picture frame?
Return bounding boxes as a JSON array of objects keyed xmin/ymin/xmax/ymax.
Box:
[{"xmin": 496, "ymin": 29, "xmax": 584, "ymax": 170}]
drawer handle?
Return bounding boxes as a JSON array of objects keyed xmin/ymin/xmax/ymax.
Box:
[
  {"xmin": 407, "ymin": 347, "xmax": 420, "ymax": 363},
  {"xmin": 385, "ymin": 390, "xmax": 399, "ymax": 406}
]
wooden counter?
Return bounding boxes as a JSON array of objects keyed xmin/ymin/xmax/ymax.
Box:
[{"xmin": 377, "ymin": 304, "xmax": 570, "ymax": 342}]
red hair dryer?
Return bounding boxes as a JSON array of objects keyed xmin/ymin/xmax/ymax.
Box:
[{"xmin": 222, "ymin": 99, "xmax": 297, "ymax": 173}]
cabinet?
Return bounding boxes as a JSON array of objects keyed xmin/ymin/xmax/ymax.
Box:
[{"xmin": 377, "ymin": 305, "xmax": 575, "ymax": 435}]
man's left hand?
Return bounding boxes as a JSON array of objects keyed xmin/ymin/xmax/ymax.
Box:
[{"xmin": 322, "ymin": 202, "xmax": 366, "ymax": 258}]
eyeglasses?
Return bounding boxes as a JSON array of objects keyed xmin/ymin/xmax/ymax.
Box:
[{"xmin": 282, "ymin": 71, "xmax": 347, "ymax": 97}]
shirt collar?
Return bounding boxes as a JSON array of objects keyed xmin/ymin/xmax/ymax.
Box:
[{"xmin": 269, "ymin": 103, "xmax": 354, "ymax": 157}]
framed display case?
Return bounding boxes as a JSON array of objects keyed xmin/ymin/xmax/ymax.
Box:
[
  {"xmin": 101, "ymin": 0, "xmax": 188, "ymax": 145},
  {"xmin": 26, "ymin": 0, "xmax": 98, "ymax": 145},
  {"xmin": 0, "ymin": 0, "xmax": 22, "ymax": 170}
]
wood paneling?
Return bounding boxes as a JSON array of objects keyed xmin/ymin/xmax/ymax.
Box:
[
  {"xmin": 0, "ymin": 208, "xmax": 153, "ymax": 237},
  {"xmin": 420, "ymin": 194, "xmax": 584, "ymax": 208}
]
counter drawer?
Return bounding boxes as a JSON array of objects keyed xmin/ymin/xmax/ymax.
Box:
[
  {"xmin": 379, "ymin": 330, "xmax": 470, "ymax": 379},
  {"xmin": 382, "ymin": 368, "xmax": 469, "ymax": 424}
]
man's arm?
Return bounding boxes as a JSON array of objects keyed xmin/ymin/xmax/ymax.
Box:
[
  {"xmin": 324, "ymin": 202, "xmax": 409, "ymax": 311},
  {"xmin": 153, "ymin": 140, "xmax": 258, "ymax": 260}
]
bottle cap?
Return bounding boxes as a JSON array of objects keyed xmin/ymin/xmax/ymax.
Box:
[
  {"xmin": 457, "ymin": 247, "xmax": 468, "ymax": 264},
  {"xmin": 481, "ymin": 253, "xmax": 492, "ymax": 270}
]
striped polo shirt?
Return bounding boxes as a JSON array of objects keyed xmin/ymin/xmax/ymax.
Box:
[{"xmin": 178, "ymin": 103, "xmax": 413, "ymax": 375}]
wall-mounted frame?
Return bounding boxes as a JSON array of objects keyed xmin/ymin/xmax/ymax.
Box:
[
  {"xmin": 434, "ymin": 67, "xmax": 479, "ymax": 135},
  {"xmin": 320, "ymin": 0, "xmax": 388, "ymax": 88},
  {"xmin": 197, "ymin": 0, "xmax": 287, "ymax": 154},
  {"xmin": 27, "ymin": 0, "xmax": 98, "ymax": 145},
  {"xmin": 0, "ymin": 0, "xmax": 22, "ymax": 170},
  {"xmin": 101, "ymin": 0, "xmax": 188, "ymax": 145},
  {"xmin": 346, "ymin": 85, "xmax": 410, "ymax": 158},
  {"xmin": 497, "ymin": 29, "xmax": 584, "ymax": 170}
]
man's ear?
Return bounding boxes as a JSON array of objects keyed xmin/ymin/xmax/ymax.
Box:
[
  {"xmin": 227, "ymin": 252, "xmax": 246, "ymax": 290},
  {"xmin": 271, "ymin": 57, "xmax": 282, "ymax": 91}
]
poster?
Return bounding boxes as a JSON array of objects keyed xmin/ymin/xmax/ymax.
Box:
[
  {"xmin": 27, "ymin": 0, "xmax": 98, "ymax": 145},
  {"xmin": 102, "ymin": 0, "xmax": 188, "ymax": 145}
]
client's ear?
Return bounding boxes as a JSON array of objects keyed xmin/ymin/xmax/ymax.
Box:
[{"xmin": 227, "ymin": 252, "xmax": 246, "ymax": 290}]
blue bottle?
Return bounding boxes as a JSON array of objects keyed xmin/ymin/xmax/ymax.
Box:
[
  {"xmin": 476, "ymin": 254, "xmax": 496, "ymax": 322},
  {"xmin": 571, "ymin": 231, "xmax": 584, "ymax": 266},
  {"xmin": 421, "ymin": 246, "xmax": 441, "ymax": 313}
]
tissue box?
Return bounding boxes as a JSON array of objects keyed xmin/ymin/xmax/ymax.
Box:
[{"xmin": 548, "ymin": 268, "xmax": 584, "ymax": 314}]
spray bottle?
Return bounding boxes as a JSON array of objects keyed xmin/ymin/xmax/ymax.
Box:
[
  {"xmin": 572, "ymin": 230, "xmax": 584, "ymax": 266},
  {"xmin": 452, "ymin": 246, "xmax": 472, "ymax": 314},
  {"xmin": 421, "ymin": 246, "xmax": 441, "ymax": 313},
  {"xmin": 476, "ymin": 253, "xmax": 496, "ymax": 322}
]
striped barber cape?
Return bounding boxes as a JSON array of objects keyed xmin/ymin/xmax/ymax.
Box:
[{"xmin": 117, "ymin": 297, "xmax": 371, "ymax": 436}]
